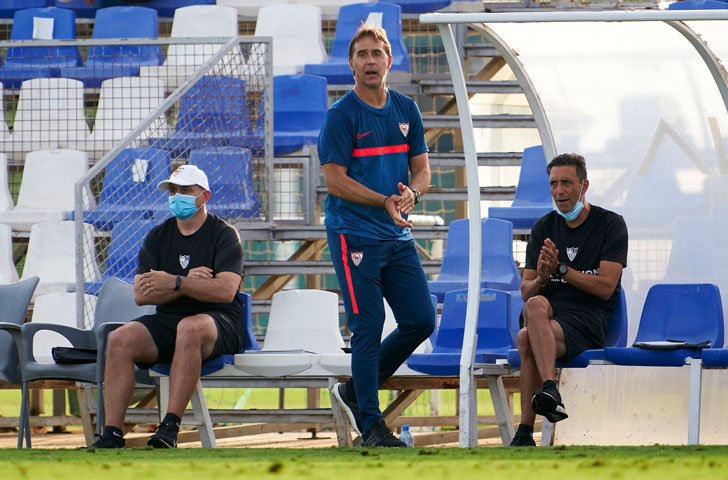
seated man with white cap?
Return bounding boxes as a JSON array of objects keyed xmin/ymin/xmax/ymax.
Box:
[{"xmin": 91, "ymin": 164, "xmax": 245, "ymax": 449}]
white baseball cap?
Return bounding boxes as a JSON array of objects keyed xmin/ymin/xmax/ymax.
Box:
[{"xmin": 157, "ymin": 164, "xmax": 210, "ymax": 191}]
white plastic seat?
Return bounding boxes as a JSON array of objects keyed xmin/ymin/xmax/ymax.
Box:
[
  {"xmin": 20, "ymin": 220, "xmax": 101, "ymax": 299},
  {"xmin": 2, "ymin": 78, "xmax": 89, "ymax": 160},
  {"xmin": 30, "ymin": 292, "xmax": 97, "ymax": 364},
  {"xmin": 0, "ymin": 82, "xmax": 9, "ymax": 139},
  {"xmin": 254, "ymin": 4, "xmax": 327, "ymax": 76},
  {"xmin": 234, "ymin": 289, "xmax": 344, "ymax": 376},
  {"xmin": 0, "ymin": 223, "xmax": 18, "ymax": 284},
  {"xmin": 140, "ymin": 5, "xmax": 244, "ymax": 89},
  {"xmin": 217, "ymin": 0, "xmax": 359, "ymax": 16},
  {"xmin": 319, "ymin": 299, "xmax": 431, "ymax": 376},
  {"xmin": 0, "ymin": 153, "xmax": 14, "ymax": 212},
  {"xmin": 85, "ymin": 77, "xmax": 170, "ymax": 159},
  {"xmin": 0, "ymin": 149, "xmax": 90, "ymax": 231}
]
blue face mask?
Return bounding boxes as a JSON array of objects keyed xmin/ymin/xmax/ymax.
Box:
[
  {"xmin": 555, "ymin": 182, "xmax": 584, "ymax": 221},
  {"xmin": 168, "ymin": 192, "xmax": 202, "ymax": 220}
]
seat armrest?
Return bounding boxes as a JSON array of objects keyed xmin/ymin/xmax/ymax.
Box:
[
  {"xmin": 21, "ymin": 323, "xmax": 94, "ymax": 363},
  {"xmin": 0, "ymin": 322, "xmax": 22, "ymax": 349},
  {"xmin": 93, "ymin": 322, "xmax": 128, "ymax": 376}
]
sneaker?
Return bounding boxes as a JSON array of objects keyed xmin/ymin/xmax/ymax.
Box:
[
  {"xmin": 331, "ymin": 382, "xmax": 363, "ymax": 437},
  {"xmin": 509, "ymin": 431, "xmax": 536, "ymax": 447},
  {"xmin": 147, "ymin": 422, "xmax": 178, "ymax": 449},
  {"xmin": 531, "ymin": 380, "xmax": 569, "ymax": 423},
  {"xmin": 361, "ymin": 418, "xmax": 406, "ymax": 448},
  {"xmin": 87, "ymin": 433, "xmax": 125, "ymax": 449}
]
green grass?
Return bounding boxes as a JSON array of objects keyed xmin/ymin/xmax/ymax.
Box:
[{"xmin": 1, "ymin": 445, "xmax": 727, "ymax": 480}]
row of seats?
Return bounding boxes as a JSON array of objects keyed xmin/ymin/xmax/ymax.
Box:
[{"xmin": 0, "ymin": 1, "xmax": 214, "ymax": 18}]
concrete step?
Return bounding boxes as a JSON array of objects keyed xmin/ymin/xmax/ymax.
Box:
[
  {"xmin": 419, "ymin": 80, "xmax": 522, "ymax": 95},
  {"xmin": 463, "ymin": 42, "xmax": 501, "ymax": 57},
  {"xmin": 422, "ymin": 113, "xmax": 536, "ymax": 128},
  {"xmin": 243, "ymin": 259, "xmax": 443, "ymax": 276},
  {"xmin": 237, "ymin": 224, "xmax": 450, "ymax": 241},
  {"xmin": 315, "ymin": 185, "xmax": 515, "ymax": 203},
  {"xmin": 427, "ymin": 151, "xmax": 522, "ymax": 167}
]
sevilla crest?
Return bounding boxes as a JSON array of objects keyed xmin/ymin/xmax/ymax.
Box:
[
  {"xmin": 350, "ymin": 251, "xmax": 363, "ymax": 266},
  {"xmin": 179, "ymin": 255, "xmax": 190, "ymax": 269},
  {"xmin": 399, "ymin": 122, "xmax": 409, "ymax": 138},
  {"xmin": 566, "ymin": 247, "xmax": 578, "ymax": 262}
]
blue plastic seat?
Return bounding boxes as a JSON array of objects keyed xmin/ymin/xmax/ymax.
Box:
[
  {"xmin": 58, "ymin": 7, "xmax": 164, "ymax": 88},
  {"xmin": 0, "ymin": 1, "xmax": 49, "ymax": 18},
  {"xmin": 304, "ymin": 2, "xmax": 410, "ymax": 84},
  {"xmin": 149, "ymin": 76, "xmax": 252, "ymax": 157},
  {"xmin": 53, "ymin": 0, "xmax": 102, "ymax": 18},
  {"xmin": 386, "ymin": 0, "xmax": 452, "ymax": 13},
  {"xmin": 273, "ymin": 74, "xmax": 328, "ymax": 156},
  {"xmin": 407, "ymin": 289, "xmax": 513, "ymax": 375},
  {"xmin": 143, "ymin": 0, "xmax": 215, "ymax": 17},
  {"xmin": 428, "ymin": 218, "xmax": 521, "ymax": 303},
  {"xmin": 187, "ymin": 147, "xmax": 261, "ymax": 220},
  {"xmin": 668, "ymin": 0, "xmax": 728, "ymax": 8},
  {"xmin": 151, "ymin": 292, "xmax": 260, "ymax": 377},
  {"xmin": 85, "ymin": 219, "xmax": 157, "ymax": 295},
  {"xmin": 507, "ymin": 289, "xmax": 628, "ymax": 368},
  {"xmin": 488, "ymin": 145, "xmax": 552, "ymax": 230},
  {"xmin": 0, "ymin": 7, "xmax": 82, "ymax": 88},
  {"xmin": 604, "ymin": 284, "xmax": 723, "ymax": 366},
  {"xmin": 82, "ymin": 148, "xmax": 171, "ymax": 231}
]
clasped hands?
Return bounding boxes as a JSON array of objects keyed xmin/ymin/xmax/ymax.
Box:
[
  {"xmin": 139, "ymin": 267, "xmax": 213, "ymax": 296},
  {"xmin": 384, "ymin": 182, "xmax": 416, "ymax": 228},
  {"xmin": 536, "ymin": 238, "xmax": 559, "ymax": 286}
]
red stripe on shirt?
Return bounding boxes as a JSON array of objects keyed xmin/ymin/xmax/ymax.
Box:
[
  {"xmin": 339, "ymin": 234, "xmax": 359, "ymax": 315},
  {"xmin": 351, "ymin": 144, "xmax": 409, "ymax": 157}
]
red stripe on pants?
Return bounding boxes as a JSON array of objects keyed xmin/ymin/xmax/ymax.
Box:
[{"xmin": 340, "ymin": 233, "xmax": 359, "ymax": 315}]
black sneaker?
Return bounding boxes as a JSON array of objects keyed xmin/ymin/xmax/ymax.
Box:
[
  {"xmin": 531, "ymin": 380, "xmax": 568, "ymax": 423},
  {"xmin": 361, "ymin": 418, "xmax": 406, "ymax": 448},
  {"xmin": 331, "ymin": 382, "xmax": 363, "ymax": 436},
  {"xmin": 147, "ymin": 422, "xmax": 178, "ymax": 449},
  {"xmin": 87, "ymin": 433, "xmax": 125, "ymax": 449},
  {"xmin": 509, "ymin": 431, "xmax": 536, "ymax": 447}
]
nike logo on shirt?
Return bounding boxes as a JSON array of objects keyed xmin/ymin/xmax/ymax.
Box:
[{"xmin": 357, "ymin": 131, "xmax": 372, "ymax": 139}]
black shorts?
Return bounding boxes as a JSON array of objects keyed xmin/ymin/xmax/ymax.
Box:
[
  {"xmin": 519, "ymin": 309, "xmax": 606, "ymax": 361},
  {"xmin": 131, "ymin": 311, "xmax": 242, "ymax": 369}
]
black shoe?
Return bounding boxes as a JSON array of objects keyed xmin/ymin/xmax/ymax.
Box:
[
  {"xmin": 509, "ymin": 431, "xmax": 536, "ymax": 447},
  {"xmin": 531, "ymin": 380, "xmax": 568, "ymax": 423},
  {"xmin": 361, "ymin": 418, "xmax": 406, "ymax": 448},
  {"xmin": 147, "ymin": 422, "xmax": 178, "ymax": 449},
  {"xmin": 87, "ymin": 433, "xmax": 125, "ymax": 449},
  {"xmin": 331, "ymin": 382, "xmax": 363, "ymax": 437}
]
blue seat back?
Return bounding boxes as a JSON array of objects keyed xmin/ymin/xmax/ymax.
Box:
[
  {"xmin": 274, "ymin": 74, "xmax": 328, "ymax": 133},
  {"xmin": 668, "ymin": 0, "xmax": 728, "ymax": 8},
  {"xmin": 512, "ymin": 145, "xmax": 551, "ymax": 207},
  {"xmin": 176, "ymin": 76, "xmax": 250, "ymax": 133},
  {"xmin": 437, "ymin": 218, "xmax": 521, "ymax": 287},
  {"xmin": 105, "ymin": 220, "xmax": 157, "ymax": 279},
  {"xmin": 433, "ymin": 289, "xmax": 512, "ymax": 354},
  {"xmin": 329, "ymin": 2, "xmax": 409, "ymax": 72},
  {"xmin": 605, "ymin": 288, "xmax": 628, "ymax": 348},
  {"xmin": 53, "ymin": 0, "xmax": 102, "ymax": 18},
  {"xmin": 143, "ymin": 0, "xmax": 216, "ymax": 18},
  {"xmin": 85, "ymin": 7, "xmax": 164, "ymax": 66},
  {"xmin": 99, "ymin": 148, "xmax": 171, "ymax": 206},
  {"xmin": 633, "ymin": 283, "xmax": 724, "ymax": 347},
  {"xmin": 6, "ymin": 7, "xmax": 81, "ymax": 67},
  {"xmin": 0, "ymin": 1, "xmax": 49, "ymax": 18},
  {"xmin": 385, "ymin": 0, "xmax": 452, "ymax": 13},
  {"xmin": 238, "ymin": 292, "xmax": 260, "ymax": 352}
]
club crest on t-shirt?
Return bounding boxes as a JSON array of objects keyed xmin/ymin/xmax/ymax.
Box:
[
  {"xmin": 179, "ymin": 255, "xmax": 190, "ymax": 269},
  {"xmin": 351, "ymin": 251, "xmax": 363, "ymax": 266},
  {"xmin": 399, "ymin": 122, "xmax": 409, "ymax": 138},
  {"xmin": 566, "ymin": 247, "xmax": 578, "ymax": 261}
]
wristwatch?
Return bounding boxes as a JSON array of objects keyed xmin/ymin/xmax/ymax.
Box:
[
  {"xmin": 554, "ymin": 263, "xmax": 569, "ymax": 278},
  {"xmin": 174, "ymin": 275, "xmax": 182, "ymax": 291},
  {"xmin": 410, "ymin": 187, "xmax": 421, "ymax": 205}
]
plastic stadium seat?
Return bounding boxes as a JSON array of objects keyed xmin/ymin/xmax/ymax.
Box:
[
  {"xmin": 0, "ymin": 149, "xmax": 89, "ymax": 231},
  {"xmin": 488, "ymin": 145, "xmax": 552, "ymax": 230},
  {"xmin": 85, "ymin": 77, "xmax": 169, "ymax": 159},
  {"xmin": 0, "ymin": 1, "xmax": 51, "ymax": 19},
  {"xmin": 82, "ymin": 148, "xmax": 171, "ymax": 231},
  {"xmin": 59, "ymin": 7, "xmax": 164, "ymax": 88},
  {"xmin": 407, "ymin": 289, "xmax": 513, "ymax": 375},
  {"xmin": 85, "ymin": 219, "xmax": 157, "ymax": 295},
  {"xmin": 187, "ymin": 147, "xmax": 261, "ymax": 220},
  {"xmin": 0, "ymin": 7, "xmax": 82, "ymax": 89},
  {"xmin": 273, "ymin": 74, "xmax": 328, "ymax": 156},
  {"xmin": 20, "ymin": 220, "xmax": 101, "ymax": 299},
  {"xmin": 54, "ymin": 0, "xmax": 101, "ymax": 18},
  {"xmin": 0, "ymin": 277, "xmax": 39, "ymax": 386},
  {"xmin": 0, "ymin": 224, "xmax": 18, "ymax": 284},
  {"xmin": 235, "ymin": 290, "xmax": 345, "ymax": 377},
  {"xmin": 385, "ymin": 0, "xmax": 452, "ymax": 13},
  {"xmin": 1, "ymin": 79, "xmax": 89, "ymax": 160},
  {"xmin": 139, "ymin": 5, "xmax": 242, "ymax": 89},
  {"xmin": 428, "ymin": 218, "xmax": 521, "ymax": 303},
  {"xmin": 254, "ymin": 4, "xmax": 328, "ymax": 76},
  {"xmin": 668, "ymin": 0, "xmax": 728, "ymax": 8},
  {"xmin": 507, "ymin": 289, "xmax": 628, "ymax": 368},
  {"xmin": 150, "ymin": 76, "xmax": 252, "ymax": 156},
  {"xmin": 0, "ymin": 153, "xmax": 13, "ymax": 212},
  {"xmin": 218, "ymin": 1, "xmax": 360, "ymax": 16},
  {"xmin": 144, "ymin": 0, "xmax": 216, "ymax": 17},
  {"xmin": 304, "ymin": 2, "xmax": 410, "ymax": 84},
  {"xmin": 604, "ymin": 284, "xmax": 723, "ymax": 366}
]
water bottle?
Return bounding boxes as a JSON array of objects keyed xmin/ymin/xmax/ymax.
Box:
[{"xmin": 399, "ymin": 424, "xmax": 414, "ymax": 447}]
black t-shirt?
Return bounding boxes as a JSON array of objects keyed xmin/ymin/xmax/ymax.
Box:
[
  {"xmin": 136, "ymin": 214, "xmax": 244, "ymax": 319},
  {"xmin": 525, "ymin": 205, "xmax": 628, "ymax": 319}
]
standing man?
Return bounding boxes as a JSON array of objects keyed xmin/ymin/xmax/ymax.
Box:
[
  {"xmin": 90, "ymin": 164, "xmax": 245, "ymax": 449},
  {"xmin": 510, "ymin": 153, "xmax": 628, "ymax": 446},
  {"xmin": 320, "ymin": 24, "xmax": 436, "ymax": 447}
]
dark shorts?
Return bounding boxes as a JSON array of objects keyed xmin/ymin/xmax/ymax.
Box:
[
  {"xmin": 131, "ymin": 310, "xmax": 242, "ymax": 369},
  {"xmin": 520, "ymin": 309, "xmax": 606, "ymax": 361}
]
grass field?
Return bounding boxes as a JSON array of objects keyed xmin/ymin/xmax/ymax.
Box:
[{"xmin": 1, "ymin": 445, "xmax": 727, "ymax": 480}]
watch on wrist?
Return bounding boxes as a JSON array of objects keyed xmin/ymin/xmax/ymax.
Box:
[
  {"xmin": 410, "ymin": 187, "xmax": 421, "ymax": 205},
  {"xmin": 555, "ymin": 263, "xmax": 569, "ymax": 278},
  {"xmin": 174, "ymin": 275, "xmax": 182, "ymax": 291}
]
